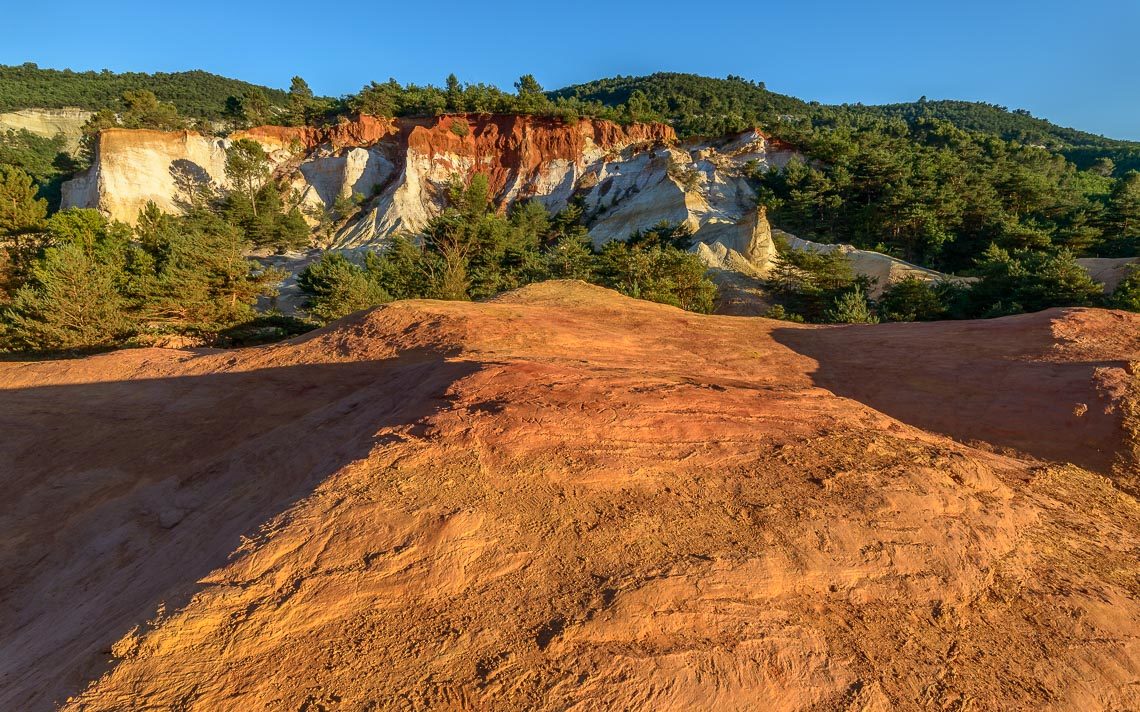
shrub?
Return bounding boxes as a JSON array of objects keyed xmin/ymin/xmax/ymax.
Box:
[
  {"xmin": 827, "ymin": 286, "xmax": 879, "ymax": 324},
  {"xmin": 1110, "ymin": 266, "xmax": 1140, "ymax": 312},
  {"xmin": 596, "ymin": 241, "xmax": 716, "ymax": 313},
  {"xmin": 762, "ymin": 304, "xmax": 805, "ymax": 322},
  {"xmin": 877, "ymin": 277, "xmax": 948, "ymax": 321},
  {"xmin": 965, "ymin": 245, "xmax": 1103, "ymax": 317},
  {"xmin": 296, "ymin": 252, "xmax": 391, "ymax": 323}
]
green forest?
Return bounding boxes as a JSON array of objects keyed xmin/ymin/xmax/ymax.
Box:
[
  {"xmin": 1, "ymin": 67, "xmax": 1138, "ymax": 354},
  {"xmin": 554, "ymin": 73, "xmax": 1140, "ymax": 168},
  {"xmin": 0, "ymin": 64, "xmax": 290, "ymax": 119}
]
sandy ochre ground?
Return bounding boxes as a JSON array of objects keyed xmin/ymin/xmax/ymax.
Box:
[{"xmin": 1, "ymin": 280, "xmax": 1139, "ymax": 711}]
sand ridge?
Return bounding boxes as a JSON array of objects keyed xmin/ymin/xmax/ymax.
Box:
[{"xmin": 1, "ymin": 281, "xmax": 1138, "ymax": 710}]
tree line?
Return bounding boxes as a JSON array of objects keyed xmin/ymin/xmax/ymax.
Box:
[
  {"xmin": 762, "ymin": 235, "xmax": 1139, "ymax": 324},
  {"xmin": 0, "ymin": 64, "xmax": 291, "ymax": 119},
  {"xmin": 555, "ymin": 73, "xmax": 1140, "ymax": 164},
  {"xmin": 755, "ymin": 113, "xmax": 1140, "ymax": 269}
]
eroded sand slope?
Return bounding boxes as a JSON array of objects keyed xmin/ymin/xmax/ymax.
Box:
[{"xmin": 1, "ymin": 281, "xmax": 1138, "ymax": 710}]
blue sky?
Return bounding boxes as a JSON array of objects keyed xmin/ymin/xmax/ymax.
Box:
[{"xmin": 4, "ymin": 0, "xmax": 1139, "ymax": 139}]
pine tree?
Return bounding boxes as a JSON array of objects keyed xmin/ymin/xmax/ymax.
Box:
[
  {"xmin": 188, "ymin": 214, "xmax": 281, "ymax": 324},
  {"xmin": 514, "ymin": 75, "xmax": 548, "ymax": 114},
  {"xmin": 544, "ymin": 234, "xmax": 595, "ymax": 280},
  {"xmin": 1105, "ymin": 171, "xmax": 1140, "ymax": 255},
  {"xmin": 297, "ymin": 252, "xmax": 390, "ymax": 323},
  {"xmin": 289, "ymin": 76, "xmax": 313, "ymax": 101},
  {"xmin": 273, "ymin": 207, "xmax": 311, "ymax": 253},
  {"xmin": 0, "ymin": 166, "xmax": 47, "ymax": 236},
  {"xmin": 0, "ymin": 167, "xmax": 50, "ymax": 303},
  {"xmin": 288, "ymin": 76, "xmax": 314, "ymax": 126},
  {"xmin": 224, "ymin": 139, "xmax": 271, "ymax": 217},
  {"xmin": 445, "ymin": 74, "xmax": 464, "ymax": 113},
  {"xmin": 1110, "ymin": 266, "xmax": 1140, "ymax": 312},
  {"xmin": 4, "ymin": 241, "xmax": 131, "ymax": 351},
  {"xmin": 238, "ymin": 88, "xmax": 272, "ymax": 126},
  {"xmin": 118, "ymin": 90, "xmax": 185, "ymax": 130},
  {"xmin": 827, "ymin": 286, "xmax": 879, "ymax": 324}
]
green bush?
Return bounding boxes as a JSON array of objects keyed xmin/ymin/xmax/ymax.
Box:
[
  {"xmin": 762, "ymin": 304, "xmax": 805, "ymax": 322},
  {"xmin": 1109, "ymin": 266, "xmax": 1140, "ymax": 312},
  {"xmin": 877, "ymin": 277, "xmax": 949, "ymax": 322},
  {"xmin": 296, "ymin": 252, "xmax": 391, "ymax": 323},
  {"xmin": 827, "ymin": 286, "xmax": 879, "ymax": 324},
  {"xmin": 765, "ymin": 240, "xmax": 874, "ymax": 323},
  {"xmin": 596, "ymin": 241, "xmax": 716, "ymax": 313},
  {"xmin": 964, "ymin": 245, "xmax": 1103, "ymax": 316}
]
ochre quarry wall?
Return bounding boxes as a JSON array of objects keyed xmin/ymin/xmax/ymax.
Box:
[
  {"xmin": 61, "ymin": 114, "xmax": 677, "ymax": 235},
  {"xmin": 401, "ymin": 115, "xmax": 676, "ymax": 201},
  {"xmin": 0, "ymin": 107, "xmax": 93, "ymax": 152},
  {"xmin": 61, "ymin": 128, "xmax": 230, "ymax": 224},
  {"xmin": 61, "ymin": 116, "xmax": 974, "ymax": 294},
  {"xmin": 235, "ymin": 114, "xmax": 401, "ymax": 151}
]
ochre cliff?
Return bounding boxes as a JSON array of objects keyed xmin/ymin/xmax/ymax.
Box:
[
  {"xmin": 62, "ymin": 114, "xmax": 677, "ymax": 240},
  {"xmin": 334, "ymin": 115, "xmax": 683, "ymax": 245},
  {"xmin": 234, "ymin": 114, "xmax": 400, "ymax": 151},
  {"xmin": 61, "ymin": 115, "xmax": 955, "ymax": 291},
  {"xmin": 62, "ymin": 129, "xmax": 230, "ymax": 222},
  {"xmin": 403, "ymin": 115, "xmax": 675, "ymax": 200},
  {"xmin": 0, "ymin": 107, "xmax": 93, "ymax": 152}
]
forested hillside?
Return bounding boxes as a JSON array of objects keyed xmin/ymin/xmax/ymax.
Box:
[
  {"xmin": 6, "ymin": 66, "xmax": 1136, "ymax": 158},
  {"xmin": 558, "ymin": 73, "xmax": 1140, "ymax": 288},
  {"xmin": 555, "ymin": 73, "xmax": 1140, "ymax": 169},
  {"xmin": 864, "ymin": 99, "xmax": 1140, "ymax": 172},
  {"xmin": 550, "ymin": 73, "xmax": 810, "ymax": 137},
  {"xmin": 0, "ymin": 64, "xmax": 290, "ymax": 119}
]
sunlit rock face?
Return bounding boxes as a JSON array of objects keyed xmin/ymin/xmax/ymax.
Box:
[
  {"xmin": 331, "ymin": 114, "xmax": 680, "ymax": 248},
  {"xmin": 0, "ymin": 107, "xmax": 93, "ymax": 152},
  {"xmin": 62, "ymin": 115, "xmax": 958, "ymax": 290},
  {"xmin": 62, "ymin": 129, "xmax": 231, "ymax": 221}
]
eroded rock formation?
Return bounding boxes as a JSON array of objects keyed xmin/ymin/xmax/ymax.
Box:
[
  {"xmin": 0, "ymin": 107, "xmax": 93, "ymax": 152},
  {"xmin": 59, "ymin": 115, "xmax": 956, "ymax": 290},
  {"xmin": 2, "ymin": 281, "xmax": 1139, "ymax": 710},
  {"xmin": 62, "ymin": 129, "xmax": 230, "ymax": 222}
]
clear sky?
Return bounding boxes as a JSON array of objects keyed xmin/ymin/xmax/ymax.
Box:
[{"xmin": 3, "ymin": 0, "xmax": 1138, "ymax": 139}]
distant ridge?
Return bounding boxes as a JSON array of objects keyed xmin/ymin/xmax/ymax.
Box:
[
  {"xmin": 0, "ymin": 63, "xmax": 290, "ymax": 120},
  {"xmin": 554, "ymin": 72, "xmax": 1140, "ymax": 169}
]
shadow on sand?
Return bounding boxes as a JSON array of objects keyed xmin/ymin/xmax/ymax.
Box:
[
  {"xmin": 771, "ymin": 319, "xmax": 1128, "ymax": 474},
  {"xmin": 0, "ymin": 352, "xmax": 479, "ymax": 710}
]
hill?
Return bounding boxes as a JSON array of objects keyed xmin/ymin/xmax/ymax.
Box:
[
  {"xmin": 863, "ymin": 99, "xmax": 1140, "ymax": 172},
  {"xmin": 10, "ymin": 66, "xmax": 1134, "ymax": 159},
  {"xmin": 2, "ymin": 281, "xmax": 1138, "ymax": 710},
  {"xmin": 0, "ymin": 63, "xmax": 290, "ymax": 120},
  {"xmin": 554, "ymin": 75, "xmax": 1140, "ymax": 270},
  {"xmin": 550, "ymin": 72, "xmax": 812, "ymax": 137},
  {"xmin": 553, "ymin": 72, "xmax": 1140, "ymax": 162}
]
